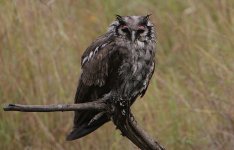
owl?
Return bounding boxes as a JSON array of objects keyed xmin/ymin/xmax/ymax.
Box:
[{"xmin": 67, "ymin": 15, "xmax": 156, "ymax": 140}]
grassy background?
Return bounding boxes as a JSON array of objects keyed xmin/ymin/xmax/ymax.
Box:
[{"xmin": 0, "ymin": 0, "xmax": 234, "ymax": 149}]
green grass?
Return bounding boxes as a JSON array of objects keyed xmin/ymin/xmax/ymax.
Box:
[{"xmin": 0, "ymin": 0, "xmax": 234, "ymax": 149}]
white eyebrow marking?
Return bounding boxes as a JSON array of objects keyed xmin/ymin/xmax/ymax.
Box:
[{"xmin": 131, "ymin": 16, "xmax": 139, "ymax": 20}]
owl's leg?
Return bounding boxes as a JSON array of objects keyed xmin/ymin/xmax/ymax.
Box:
[
  {"xmin": 115, "ymin": 96, "xmax": 131, "ymax": 117},
  {"xmin": 102, "ymin": 91, "xmax": 131, "ymax": 127}
]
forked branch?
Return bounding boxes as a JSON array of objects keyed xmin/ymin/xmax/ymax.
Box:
[{"xmin": 3, "ymin": 100, "xmax": 164, "ymax": 150}]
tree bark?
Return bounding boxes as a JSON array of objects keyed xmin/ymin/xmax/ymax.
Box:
[{"xmin": 3, "ymin": 102, "xmax": 106, "ymax": 112}]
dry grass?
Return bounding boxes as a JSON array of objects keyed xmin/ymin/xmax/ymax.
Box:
[{"xmin": 0, "ymin": 0, "xmax": 234, "ymax": 149}]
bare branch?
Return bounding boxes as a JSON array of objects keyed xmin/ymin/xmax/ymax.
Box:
[
  {"xmin": 128, "ymin": 114, "xmax": 165, "ymax": 150},
  {"xmin": 3, "ymin": 102, "xmax": 106, "ymax": 112},
  {"xmin": 3, "ymin": 100, "xmax": 165, "ymax": 150}
]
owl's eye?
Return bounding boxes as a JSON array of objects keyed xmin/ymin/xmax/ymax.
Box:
[
  {"xmin": 137, "ymin": 25, "xmax": 146, "ymax": 34},
  {"xmin": 121, "ymin": 26, "xmax": 130, "ymax": 33},
  {"xmin": 122, "ymin": 28, "xmax": 129, "ymax": 33},
  {"xmin": 137, "ymin": 29, "xmax": 145, "ymax": 34}
]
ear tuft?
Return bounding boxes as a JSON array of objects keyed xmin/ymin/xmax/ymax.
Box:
[
  {"xmin": 115, "ymin": 14, "xmax": 125, "ymax": 24},
  {"xmin": 116, "ymin": 14, "xmax": 122, "ymax": 21},
  {"xmin": 142, "ymin": 14, "xmax": 152, "ymax": 24}
]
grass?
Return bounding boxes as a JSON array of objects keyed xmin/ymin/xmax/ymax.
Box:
[{"xmin": 0, "ymin": 0, "xmax": 234, "ymax": 149}]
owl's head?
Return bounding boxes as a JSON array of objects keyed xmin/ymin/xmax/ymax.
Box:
[{"xmin": 108, "ymin": 15, "xmax": 155, "ymax": 43}]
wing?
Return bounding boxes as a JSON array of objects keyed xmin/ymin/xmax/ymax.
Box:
[
  {"xmin": 67, "ymin": 33, "xmax": 119, "ymax": 140},
  {"xmin": 76, "ymin": 32, "xmax": 117, "ymax": 104},
  {"xmin": 140, "ymin": 61, "xmax": 155, "ymax": 97},
  {"xmin": 81, "ymin": 36, "xmax": 115, "ymax": 87}
]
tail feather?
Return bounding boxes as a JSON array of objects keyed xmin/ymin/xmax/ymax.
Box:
[
  {"xmin": 66, "ymin": 125, "xmax": 95, "ymax": 141},
  {"xmin": 66, "ymin": 113, "xmax": 109, "ymax": 141},
  {"xmin": 68, "ymin": 79, "xmax": 110, "ymax": 141}
]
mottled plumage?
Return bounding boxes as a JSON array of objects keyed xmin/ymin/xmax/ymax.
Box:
[{"xmin": 67, "ymin": 15, "xmax": 156, "ymax": 141}]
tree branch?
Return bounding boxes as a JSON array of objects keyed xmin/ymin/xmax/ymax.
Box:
[
  {"xmin": 3, "ymin": 102, "xmax": 106, "ymax": 112},
  {"xmin": 3, "ymin": 100, "xmax": 165, "ymax": 150}
]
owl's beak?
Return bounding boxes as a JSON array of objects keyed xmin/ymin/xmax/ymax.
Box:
[{"xmin": 131, "ymin": 31, "xmax": 136, "ymax": 42}]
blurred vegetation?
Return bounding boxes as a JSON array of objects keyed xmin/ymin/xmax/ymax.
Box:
[{"xmin": 0, "ymin": 0, "xmax": 234, "ymax": 149}]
